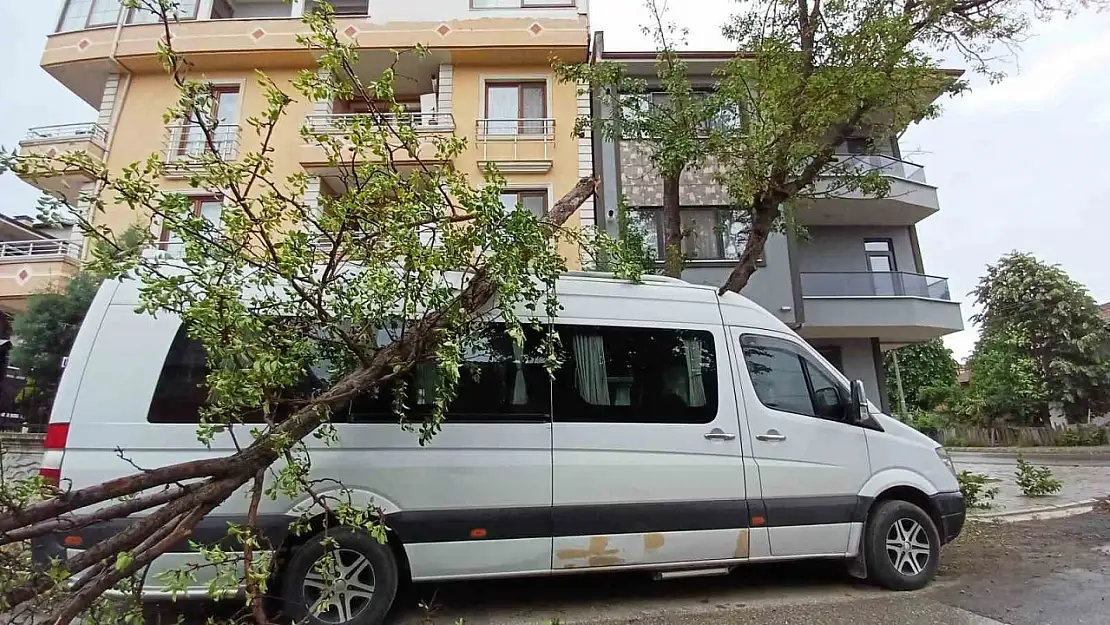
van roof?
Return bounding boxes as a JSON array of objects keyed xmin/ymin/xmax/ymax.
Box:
[{"xmin": 106, "ymin": 269, "xmax": 788, "ymax": 331}]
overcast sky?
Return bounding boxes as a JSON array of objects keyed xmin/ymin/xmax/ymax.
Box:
[{"xmin": 2, "ymin": 1, "xmax": 1108, "ymax": 359}]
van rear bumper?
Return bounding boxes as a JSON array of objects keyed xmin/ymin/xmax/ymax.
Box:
[
  {"xmin": 930, "ymin": 491, "xmax": 966, "ymax": 545},
  {"xmin": 31, "ymin": 514, "xmax": 292, "ymax": 595}
]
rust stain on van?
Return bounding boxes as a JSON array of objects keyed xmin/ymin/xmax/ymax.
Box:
[
  {"xmin": 556, "ymin": 536, "xmax": 624, "ymax": 568},
  {"xmin": 734, "ymin": 530, "xmax": 750, "ymax": 558},
  {"xmin": 644, "ymin": 533, "xmax": 665, "ymax": 553}
]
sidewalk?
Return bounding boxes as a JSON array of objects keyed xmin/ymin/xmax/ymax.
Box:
[
  {"xmin": 950, "ymin": 445, "xmax": 1110, "ymax": 456},
  {"xmin": 953, "ymin": 452, "xmax": 1109, "ymax": 519}
]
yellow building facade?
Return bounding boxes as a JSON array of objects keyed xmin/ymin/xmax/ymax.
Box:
[{"xmin": 17, "ymin": 0, "xmax": 595, "ymax": 265}]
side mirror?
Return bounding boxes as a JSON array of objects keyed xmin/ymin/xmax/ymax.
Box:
[{"xmin": 849, "ymin": 380, "xmax": 870, "ymax": 424}]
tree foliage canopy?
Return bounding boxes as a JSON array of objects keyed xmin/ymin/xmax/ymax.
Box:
[
  {"xmin": 0, "ymin": 1, "xmax": 615, "ymax": 621},
  {"xmin": 884, "ymin": 339, "xmax": 959, "ymax": 414},
  {"xmin": 969, "ymin": 252, "xmax": 1110, "ymax": 423},
  {"xmin": 560, "ymin": 0, "xmax": 1102, "ymax": 293}
]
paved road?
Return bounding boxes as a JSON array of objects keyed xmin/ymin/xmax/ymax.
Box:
[
  {"xmin": 950, "ymin": 450, "xmax": 1110, "ymax": 514},
  {"xmin": 375, "ymin": 508, "xmax": 1110, "ymax": 625}
]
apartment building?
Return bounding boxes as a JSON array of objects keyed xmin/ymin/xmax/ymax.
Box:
[
  {"xmin": 15, "ymin": 0, "xmax": 594, "ymax": 262},
  {"xmin": 590, "ymin": 36, "xmax": 964, "ymax": 411}
]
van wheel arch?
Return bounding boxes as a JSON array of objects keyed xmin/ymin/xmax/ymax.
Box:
[
  {"xmin": 271, "ymin": 514, "xmax": 413, "ymax": 594},
  {"xmin": 849, "ymin": 486, "xmax": 941, "ymax": 580}
]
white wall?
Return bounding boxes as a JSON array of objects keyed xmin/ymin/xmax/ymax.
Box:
[
  {"xmin": 368, "ymin": 0, "xmax": 584, "ymax": 24},
  {"xmin": 228, "ymin": 1, "xmax": 295, "ymax": 18}
]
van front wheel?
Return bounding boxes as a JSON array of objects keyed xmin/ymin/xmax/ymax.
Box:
[
  {"xmin": 282, "ymin": 528, "xmax": 399, "ymax": 625},
  {"xmin": 864, "ymin": 499, "xmax": 940, "ymax": 591}
]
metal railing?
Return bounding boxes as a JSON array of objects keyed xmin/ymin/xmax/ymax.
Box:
[
  {"xmin": 828, "ymin": 154, "xmax": 927, "ymax": 184},
  {"xmin": 475, "ymin": 118, "xmax": 555, "ymax": 162},
  {"xmin": 22, "ymin": 123, "xmax": 108, "ymax": 146},
  {"xmin": 162, "ymin": 124, "xmax": 241, "ymax": 162},
  {"xmin": 801, "ymin": 271, "xmax": 952, "ymax": 300},
  {"xmin": 0, "ymin": 239, "xmax": 82, "ymax": 261},
  {"xmin": 305, "ymin": 112, "xmax": 456, "ymax": 134}
]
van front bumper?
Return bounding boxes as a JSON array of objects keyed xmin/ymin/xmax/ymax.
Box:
[{"xmin": 931, "ymin": 491, "xmax": 966, "ymax": 544}]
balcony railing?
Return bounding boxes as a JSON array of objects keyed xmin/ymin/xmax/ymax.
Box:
[
  {"xmin": 801, "ymin": 271, "xmax": 952, "ymax": 300},
  {"xmin": 828, "ymin": 154, "xmax": 927, "ymax": 184},
  {"xmin": 22, "ymin": 123, "xmax": 108, "ymax": 146},
  {"xmin": 0, "ymin": 240, "xmax": 82, "ymax": 262},
  {"xmin": 305, "ymin": 112, "xmax": 456, "ymax": 134},
  {"xmin": 162, "ymin": 124, "xmax": 241, "ymax": 163},
  {"xmin": 475, "ymin": 118, "xmax": 555, "ymax": 162}
]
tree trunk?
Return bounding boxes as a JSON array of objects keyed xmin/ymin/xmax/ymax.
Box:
[
  {"xmin": 662, "ymin": 172, "xmax": 683, "ymax": 278},
  {"xmin": 718, "ymin": 201, "xmax": 778, "ymax": 295}
]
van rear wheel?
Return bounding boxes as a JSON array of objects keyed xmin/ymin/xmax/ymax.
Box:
[
  {"xmin": 864, "ymin": 499, "xmax": 940, "ymax": 591},
  {"xmin": 282, "ymin": 528, "xmax": 399, "ymax": 625}
]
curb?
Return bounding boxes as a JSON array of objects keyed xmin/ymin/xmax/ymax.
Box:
[{"xmin": 970, "ymin": 498, "xmax": 1099, "ymax": 523}]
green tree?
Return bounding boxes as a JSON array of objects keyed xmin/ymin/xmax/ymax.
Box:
[
  {"xmin": 962, "ymin": 328, "xmax": 1049, "ymax": 425},
  {"xmin": 9, "ymin": 225, "xmax": 147, "ymax": 423},
  {"xmin": 970, "ymin": 252, "xmax": 1110, "ymax": 424},
  {"xmin": 10, "ymin": 273, "xmax": 101, "ymax": 424},
  {"xmin": 557, "ymin": 0, "xmax": 723, "ymax": 277},
  {"xmin": 563, "ymin": 0, "xmax": 1103, "ymax": 294},
  {"xmin": 0, "ymin": 1, "xmax": 615, "ymax": 621},
  {"xmin": 884, "ymin": 339, "xmax": 959, "ymax": 415}
]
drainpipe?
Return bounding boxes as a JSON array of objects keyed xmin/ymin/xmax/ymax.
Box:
[{"xmin": 892, "ymin": 350, "xmax": 908, "ymax": 420}]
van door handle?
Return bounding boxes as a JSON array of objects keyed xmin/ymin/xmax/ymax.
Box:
[
  {"xmin": 704, "ymin": 428, "xmax": 737, "ymax": 441},
  {"xmin": 756, "ymin": 432, "xmax": 787, "ymax": 442}
]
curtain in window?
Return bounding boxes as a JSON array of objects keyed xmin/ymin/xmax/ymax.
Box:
[
  {"xmin": 486, "ymin": 86, "xmax": 519, "ymax": 136},
  {"xmin": 683, "ymin": 337, "xmax": 707, "ymax": 407},
  {"xmin": 572, "ymin": 333, "xmax": 610, "ymax": 405},
  {"xmin": 511, "ymin": 342, "xmax": 529, "ymax": 406},
  {"xmin": 414, "ymin": 363, "xmax": 438, "ymax": 406}
]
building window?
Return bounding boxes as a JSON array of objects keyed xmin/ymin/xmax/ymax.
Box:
[
  {"xmin": 483, "ymin": 82, "xmax": 547, "ymax": 135},
  {"xmin": 814, "ymin": 346, "xmax": 844, "ymax": 374},
  {"xmin": 125, "ymin": 0, "xmax": 198, "ymax": 23},
  {"xmin": 348, "ymin": 323, "xmax": 552, "ymax": 423},
  {"xmin": 174, "ymin": 85, "xmax": 241, "ymax": 158},
  {"xmin": 499, "ymin": 190, "xmax": 548, "ymax": 217},
  {"xmin": 629, "ymin": 207, "xmax": 758, "ymax": 263},
  {"xmin": 864, "ymin": 239, "xmax": 896, "ymax": 272},
  {"xmin": 865, "ymin": 238, "xmax": 898, "ymax": 296},
  {"xmin": 621, "ymin": 91, "xmax": 743, "ymax": 137},
  {"xmin": 552, "ymin": 326, "xmax": 718, "ymax": 424},
  {"xmin": 740, "ymin": 334, "xmax": 847, "ymax": 422},
  {"xmin": 473, "ymin": 0, "xmax": 576, "ymax": 7},
  {"xmin": 159, "ymin": 197, "xmax": 223, "ymax": 251}
]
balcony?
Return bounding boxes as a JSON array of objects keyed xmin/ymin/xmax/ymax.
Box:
[
  {"xmin": 799, "ymin": 271, "xmax": 963, "ymax": 342},
  {"xmin": 16, "ymin": 124, "xmax": 108, "ymax": 203},
  {"xmin": 301, "ymin": 113, "xmax": 456, "ymax": 171},
  {"xmin": 476, "ymin": 119, "xmax": 556, "ymax": 174},
  {"xmin": 801, "ymin": 154, "xmax": 940, "ymax": 227},
  {"xmin": 0, "ymin": 240, "xmax": 82, "ymax": 313},
  {"xmin": 161, "ymin": 124, "xmax": 241, "ymax": 178},
  {"xmin": 42, "ymin": 2, "xmax": 588, "ymax": 108}
]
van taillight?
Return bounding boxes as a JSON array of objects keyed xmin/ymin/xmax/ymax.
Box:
[
  {"xmin": 39, "ymin": 423, "xmax": 69, "ymax": 485},
  {"xmin": 43, "ymin": 423, "xmax": 70, "ymax": 449}
]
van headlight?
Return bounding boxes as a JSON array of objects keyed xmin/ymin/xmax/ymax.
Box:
[{"xmin": 935, "ymin": 446, "xmax": 957, "ymax": 476}]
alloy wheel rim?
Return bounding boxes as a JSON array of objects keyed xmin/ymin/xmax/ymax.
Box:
[
  {"xmin": 303, "ymin": 548, "xmax": 377, "ymax": 624},
  {"xmin": 885, "ymin": 517, "xmax": 930, "ymax": 576}
]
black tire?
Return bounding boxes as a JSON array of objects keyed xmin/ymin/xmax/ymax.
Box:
[
  {"xmin": 281, "ymin": 528, "xmax": 399, "ymax": 625},
  {"xmin": 864, "ymin": 499, "xmax": 941, "ymax": 591}
]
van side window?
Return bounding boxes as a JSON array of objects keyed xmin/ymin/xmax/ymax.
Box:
[
  {"xmin": 740, "ymin": 334, "xmax": 847, "ymax": 422},
  {"xmin": 552, "ymin": 326, "xmax": 717, "ymax": 424},
  {"xmin": 348, "ymin": 323, "xmax": 551, "ymax": 423},
  {"xmin": 147, "ymin": 324, "xmax": 333, "ymax": 424},
  {"xmin": 148, "ymin": 325, "xmax": 209, "ymax": 423}
]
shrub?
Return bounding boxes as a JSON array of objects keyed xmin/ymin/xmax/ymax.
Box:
[
  {"xmin": 1015, "ymin": 454, "xmax": 1063, "ymax": 497},
  {"xmin": 1057, "ymin": 427, "xmax": 1108, "ymax": 447},
  {"xmin": 957, "ymin": 470, "xmax": 1000, "ymax": 509}
]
